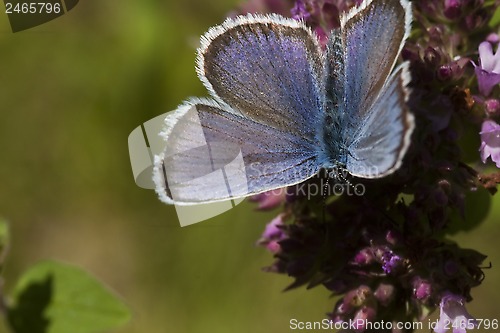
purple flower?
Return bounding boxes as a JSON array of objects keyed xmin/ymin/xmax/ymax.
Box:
[
  {"xmin": 486, "ymin": 33, "xmax": 500, "ymax": 44},
  {"xmin": 484, "ymin": 99, "xmax": 500, "ymax": 115},
  {"xmin": 374, "ymin": 283, "xmax": 395, "ymax": 306},
  {"xmin": 352, "ymin": 248, "xmax": 375, "ymax": 265},
  {"xmin": 258, "ymin": 214, "xmax": 286, "ymax": 253},
  {"xmin": 261, "ymin": 214, "xmax": 284, "ymax": 239},
  {"xmin": 473, "ymin": 42, "xmax": 500, "ymax": 96},
  {"xmin": 381, "ymin": 251, "xmax": 403, "ymax": 274},
  {"xmin": 291, "ymin": 0, "xmax": 311, "ymax": 20},
  {"xmin": 314, "ymin": 26, "xmax": 329, "ymax": 48},
  {"xmin": 249, "ymin": 189, "xmax": 285, "ymax": 210},
  {"xmin": 236, "ymin": 0, "xmax": 290, "ymax": 16},
  {"xmin": 473, "ymin": 96, "xmax": 500, "ymax": 115},
  {"xmin": 353, "ymin": 306, "xmax": 376, "ymax": 332},
  {"xmin": 479, "ymin": 120, "xmax": 500, "ymax": 168},
  {"xmin": 289, "ymin": 0, "xmax": 362, "ymax": 46},
  {"xmin": 478, "ymin": 42, "xmax": 500, "ymax": 73},
  {"xmin": 444, "ymin": 0, "xmax": 462, "ymax": 19},
  {"xmin": 412, "ymin": 277, "xmax": 432, "ymax": 301},
  {"xmin": 434, "ymin": 293, "xmax": 476, "ymax": 333},
  {"xmin": 248, "ymin": 0, "xmax": 491, "ymax": 327}
]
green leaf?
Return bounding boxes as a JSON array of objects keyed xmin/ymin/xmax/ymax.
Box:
[
  {"xmin": 7, "ymin": 260, "xmax": 130, "ymax": 333},
  {"xmin": 489, "ymin": 5, "xmax": 500, "ymax": 27}
]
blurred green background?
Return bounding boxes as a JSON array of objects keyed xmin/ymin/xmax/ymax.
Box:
[{"xmin": 0, "ymin": 1, "xmax": 499, "ymax": 333}]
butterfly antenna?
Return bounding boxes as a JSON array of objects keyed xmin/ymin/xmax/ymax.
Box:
[
  {"xmin": 333, "ymin": 163, "xmax": 354, "ymax": 189},
  {"xmin": 340, "ymin": 171, "xmax": 354, "ymax": 189},
  {"xmin": 322, "ymin": 170, "xmax": 330, "ymax": 223},
  {"xmin": 322, "ymin": 171, "xmax": 330, "ymax": 198}
]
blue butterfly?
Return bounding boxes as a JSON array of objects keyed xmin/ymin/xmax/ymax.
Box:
[{"xmin": 154, "ymin": 0, "xmax": 414, "ymax": 205}]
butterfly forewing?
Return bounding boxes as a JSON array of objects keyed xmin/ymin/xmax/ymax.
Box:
[{"xmin": 198, "ymin": 14, "xmax": 324, "ymax": 138}]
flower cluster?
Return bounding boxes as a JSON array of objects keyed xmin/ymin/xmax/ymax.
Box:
[
  {"xmin": 407, "ymin": 0, "xmax": 500, "ymax": 170},
  {"xmin": 238, "ymin": 0, "xmax": 500, "ymax": 332}
]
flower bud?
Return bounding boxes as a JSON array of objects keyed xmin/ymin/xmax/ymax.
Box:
[
  {"xmin": 374, "ymin": 283, "xmax": 395, "ymax": 306},
  {"xmin": 444, "ymin": 0, "xmax": 462, "ymax": 19},
  {"xmin": 412, "ymin": 277, "xmax": 432, "ymax": 301},
  {"xmin": 353, "ymin": 306, "xmax": 377, "ymax": 331},
  {"xmin": 385, "ymin": 230, "xmax": 402, "ymax": 246},
  {"xmin": 486, "ymin": 33, "xmax": 500, "ymax": 44},
  {"xmin": 424, "ymin": 47, "xmax": 442, "ymax": 67},
  {"xmin": 484, "ymin": 99, "xmax": 500, "ymax": 115},
  {"xmin": 250, "ymin": 189, "xmax": 285, "ymax": 210},
  {"xmin": 353, "ymin": 248, "xmax": 375, "ymax": 265}
]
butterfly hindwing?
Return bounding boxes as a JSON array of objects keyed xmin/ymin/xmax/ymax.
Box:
[
  {"xmin": 154, "ymin": 100, "xmax": 320, "ymax": 205},
  {"xmin": 345, "ymin": 63, "xmax": 413, "ymax": 177}
]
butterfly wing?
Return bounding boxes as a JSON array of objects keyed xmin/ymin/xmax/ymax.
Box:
[
  {"xmin": 154, "ymin": 100, "xmax": 320, "ymax": 204},
  {"xmin": 324, "ymin": 0, "xmax": 414, "ymax": 178},
  {"xmin": 345, "ymin": 63, "xmax": 413, "ymax": 177},
  {"xmin": 154, "ymin": 15, "xmax": 324, "ymax": 205},
  {"xmin": 198, "ymin": 14, "xmax": 324, "ymax": 137}
]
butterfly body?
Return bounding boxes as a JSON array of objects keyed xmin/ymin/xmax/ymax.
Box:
[{"xmin": 154, "ymin": 0, "xmax": 414, "ymax": 205}]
